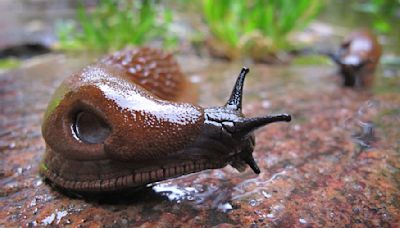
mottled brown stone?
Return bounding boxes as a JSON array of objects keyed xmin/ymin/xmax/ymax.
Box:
[{"xmin": 1, "ymin": 54, "xmax": 399, "ymax": 227}]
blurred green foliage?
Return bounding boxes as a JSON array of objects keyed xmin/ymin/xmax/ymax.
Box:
[
  {"xmin": 202, "ymin": 0, "xmax": 323, "ymax": 60},
  {"xmin": 56, "ymin": 0, "xmax": 176, "ymax": 52},
  {"xmin": 353, "ymin": 0, "xmax": 400, "ymax": 33},
  {"xmin": 56, "ymin": 0, "xmax": 324, "ymax": 58}
]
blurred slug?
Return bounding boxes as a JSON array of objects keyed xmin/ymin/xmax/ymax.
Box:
[
  {"xmin": 327, "ymin": 29, "xmax": 382, "ymax": 88},
  {"xmin": 295, "ymin": 29, "xmax": 381, "ymax": 88},
  {"xmin": 40, "ymin": 47, "xmax": 291, "ymax": 193}
]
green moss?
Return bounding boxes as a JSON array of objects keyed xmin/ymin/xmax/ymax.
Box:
[
  {"xmin": 0, "ymin": 58, "xmax": 21, "ymax": 69},
  {"xmin": 292, "ymin": 55, "xmax": 331, "ymax": 65},
  {"xmin": 40, "ymin": 162, "xmax": 48, "ymax": 172},
  {"xmin": 43, "ymin": 84, "xmax": 69, "ymax": 120}
]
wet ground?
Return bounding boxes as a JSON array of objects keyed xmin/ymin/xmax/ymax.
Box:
[
  {"xmin": 1, "ymin": 50, "xmax": 399, "ymax": 227},
  {"xmin": 1, "ymin": 0, "xmax": 400, "ymax": 227}
]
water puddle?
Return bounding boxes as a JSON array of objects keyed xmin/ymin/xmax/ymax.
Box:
[
  {"xmin": 151, "ymin": 171, "xmax": 235, "ymax": 213},
  {"xmin": 344, "ymin": 100, "xmax": 380, "ymax": 150}
]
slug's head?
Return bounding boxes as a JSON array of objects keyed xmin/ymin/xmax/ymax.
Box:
[
  {"xmin": 202, "ymin": 68, "xmax": 291, "ymax": 174},
  {"xmin": 334, "ymin": 30, "xmax": 381, "ymax": 71}
]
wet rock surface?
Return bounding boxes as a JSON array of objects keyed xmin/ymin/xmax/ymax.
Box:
[{"xmin": 1, "ymin": 54, "xmax": 399, "ymax": 227}]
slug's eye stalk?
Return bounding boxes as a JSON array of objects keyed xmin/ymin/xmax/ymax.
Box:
[
  {"xmin": 325, "ymin": 51, "xmax": 342, "ymax": 65},
  {"xmin": 225, "ymin": 67, "xmax": 249, "ymax": 111},
  {"xmin": 235, "ymin": 114, "xmax": 291, "ymax": 137},
  {"xmin": 224, "ymin": 67, "xmax": 291, "ymax": 137}
]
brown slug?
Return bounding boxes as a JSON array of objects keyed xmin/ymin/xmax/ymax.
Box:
[
  {"xmin": 40, "ymin": 47, "xmax": 291, "ymax": 193},
  {"xmin": 328, "ymin": 29, "xmax": 382, "ymax": 88}
]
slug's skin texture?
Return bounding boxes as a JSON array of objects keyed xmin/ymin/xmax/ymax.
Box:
[
  {"xmin": 41, "ymin": 47, "xmax": 291, "ymax": 193},
  {"xmin": 331, "ymin": 29, "xmax": 382, "ymax": 88},
  {"xmin": 100, "ymin": 48, "xmax": 196, "ymax": 103}
]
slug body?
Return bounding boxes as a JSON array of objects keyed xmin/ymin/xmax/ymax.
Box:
[
  {"xmin": 41, "ymin": 48, "xmax": 291, "ymax": 193},
  {"xmin": 329, "ymin": 29, "xmax": 381, "ymax": 88}
]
